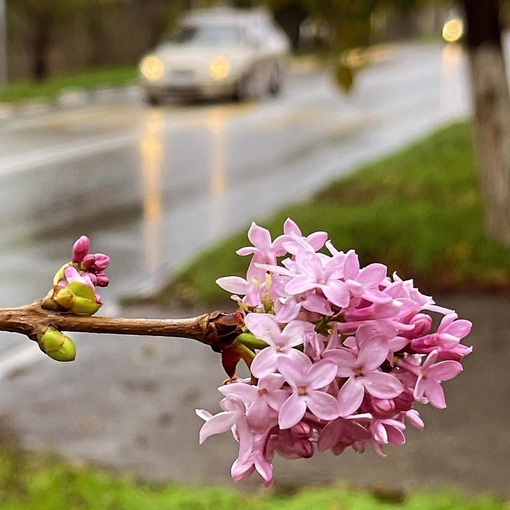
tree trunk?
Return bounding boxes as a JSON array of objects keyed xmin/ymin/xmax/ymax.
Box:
[
  {"xmin": 462, "ymin": 0, "xmax": 510, "ymax": 244},
  {"xmin": 31, "ymin": 26, "xmax": 51, "ymax": 81}
]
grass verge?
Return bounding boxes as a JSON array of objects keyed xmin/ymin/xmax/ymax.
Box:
[
  {"xmin": 148, "ymin": 121, "xmax": 510, "ymax": 308},
  {"xmin": 0, "ymin": 444, "xmax": 505, "ymax": 510},
  {"xmin": 0, "ymin": 66, "xmax": 137, "ymax": 104}
]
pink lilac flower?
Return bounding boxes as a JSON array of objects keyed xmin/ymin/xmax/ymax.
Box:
[
  {"xmin": 284, "ymin": 250, "xmax": 350, "ymax": 308},
  {"xmin": 197, "ymin": 394, "xmax": 254, "ymax": 462},
  {"xmin": 411, "ymin": 313, "xmax": 473, "ymax": 361},
  {"xmin": 216, "ymin": 276, "xmax": 264, "ymax": 308},
  {"xmin": 219, "ymin": 375, "xmax": 288, "ymax": 432},
  {"xmin": 277, "ymin": 352, "xmax": 339, "ymax": 429},
  {"xmin": 342, "ymin": 250, "xmax": 392, "ymax": 304},
  {"xmin": 245, "ymin": 313, "xmax": 314, "ymax": 378},
  {"xmin": 231, "ymin": 433, "xmax": 274, "ymax": 487},
  {"xmin": 370, "ymin": 418, "xmax": 406, "ymax": 456},
  {"xmin": 323, "ymin": 335, "xmax": 403, "ymax": 416},
  {"xmin": 413, "ymin": 350, "xmax": 463, "ymax": 408}
]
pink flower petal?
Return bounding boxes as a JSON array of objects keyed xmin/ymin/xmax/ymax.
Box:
[
  {"xmin": 425, "ymin": 381, "xmax": 447, "ymax": 408},
  {"xmin": 247, "ymin": 222, "xmax": 271, "ymax": 248},
  {"xmin": 199, "ymin": 411, "xmax": 238, "ymax": 443},
  {"xmin": 343, "ymin": 250, "xmax": 360, "ymax": 280},
  {"xmin": 358, "ymin": 263, "xmax": 387, "ymax": 286},
  {"xmin": 279, "ymin": 392, "xmax": 307, "ymax": 429},
  {"xmin": 322, "ymin": 279, "xmax": 350, "ymax": 308},
  {"xmin": 215, "ymin": 276, "xmax": 248, "ymax": 294},
  {"xmin": 285, "ymin": 275, "xmax": 317, "ymax": 295},
  {"xmin": 337, "ymin": 377, "xmax": 365, "ymax": 416},
  {"xmin": 250, "ymin": 347, "xmax": 279, "ymax": 378},
  {"xmin": 306, "ymin": 359, "xmax": 338, "ymax": 389},
  {"xmin": 428, "ymin": 360, "xmax": 463, "ymax": 381},
  {"xmin": 357, "ymin": 337, "xmax": 389, "ymax": 371},
  {"xmin": 277, "ymin": 353, "xmax": 309, "ymax": 388},
  {"xmin": 363, "ymin": 372, "xmax": 403, "ymax": 399},
  {"xmin": 244, "ymin": 314, "xmax": 280, "ymax": 344},
  {"xmin": 307, "ymin": 390, "xmax": 340, "ymax": 421},
  {"xmin": 323, "ymin": 349, "xmax": 356, "ymax": 378}
]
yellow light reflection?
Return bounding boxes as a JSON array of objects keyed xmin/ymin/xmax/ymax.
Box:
[
  {"xmin": 207, "ymin": 107, "xmax": 228, "ymax": 238},
  {"xmin": 139, "ymin": 109, "xmax": 165, "ymax": 272},
  {"xmin": 440, "ymin": 43, "xmax": 463, "ymax": 120},
  {"xmin": 442, "ymin": 19, "xmax": 464, "ymax": 43}
]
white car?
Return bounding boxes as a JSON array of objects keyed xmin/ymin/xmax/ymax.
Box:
[{"xmin": 139, "ymin": 8, "xmax": 290, "ymax": 104}]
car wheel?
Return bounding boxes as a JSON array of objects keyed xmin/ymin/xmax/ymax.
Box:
[
  {"xmin": 268, "ymin": 66, "xmax": 282, "ymax": 97},
  {"xmin": 234, "ymin": 72, "xmax": 257, "ymax": 102},
  {"xmin": 145, "ymin": 94, "xmax": 161, "ymax": 106}
]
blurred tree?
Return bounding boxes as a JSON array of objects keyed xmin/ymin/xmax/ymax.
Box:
[
  {"xmin": 7, "ymin": 0, "xmax": 86, "ymax": 80},
  {"xmin": 262, "ymin": 0, "xmax": 510, "ymax": 244},
  {"xmin": 461, "ymin": 0, "xmax": 510, "ymax": 244}
]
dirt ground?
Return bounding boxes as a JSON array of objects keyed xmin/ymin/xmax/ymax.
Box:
[{"xmin": 0, "ymin": 295, "xmax": 508, "ymax": 496}]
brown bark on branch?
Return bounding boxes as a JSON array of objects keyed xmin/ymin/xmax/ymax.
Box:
[{"xmin": 0, "ymin": 301, "xmax": 242, "ymax": 352}]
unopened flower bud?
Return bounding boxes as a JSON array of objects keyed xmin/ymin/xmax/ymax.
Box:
[
  {"xmin": 81, "ymin": 254, "xmax": 96, "ymax": 269},
  {"xmin": 294, "ymin": 439, "xmax": 314, "ymax": 458},
  {"xmin": 36, "ymin": 325, "xmax": 76, "ymax": 362},
  {"xmin": 290, "ymin": 421, "xmax": 311, "ymax": 439},
  {"xmin": 93, "ymin": 253, "xmax": 110, "ymax": 271},
  {"xmin": 95, "ymin": 273, "xmax": 110, "ymax": 287},
  {"xmin": 54, "ymin": 281, "xmax": 101, "ymax": 315},
  {"xmin": 404, "ymin": 313, "xmax": 433, "ymax": 339},
  {"xmin": 72, "ymin": 236, "xmax": 91, "ymax": 263}
]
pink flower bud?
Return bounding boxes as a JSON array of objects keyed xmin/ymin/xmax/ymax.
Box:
[
  {"xmin": 394, "ymin": 390, "xmax": 415, "ymax": 412},
  {"xmin": 406, "ymin": 313, "xmax": 433, "ymax": 338},
  {"xmin": 290, "ymin": 421, "xmax": 311, "ymax": 439},
  {"xmin": 372, "ymin": 398, "xmax": 396, "ymax": 416},
  {"xmin": 95, "ymin": 273, "xmax": 110, "ymax": 287},
  {"xmin": 93, "ymin": 253, "xmax": 110, "ymax": 271},
  {"xmin": 72, "ymin": 236, "xmax": 90, "ymax": 263},
  {"xmin": 81, "ymin": 254, "xmax": 96, "ymax": 269},
  {"xmin": 294, "ymin": 439, "xmax": 314, "ymax": 458}
]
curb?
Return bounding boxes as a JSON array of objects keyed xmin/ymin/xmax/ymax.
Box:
[{"xmin": 0, "ymin": 84, "xmax": 142, "ymax": 120}]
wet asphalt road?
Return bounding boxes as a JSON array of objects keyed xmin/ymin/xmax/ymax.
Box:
[{"xmin": 0, "ymin": 43, "xmax": 468, "ymax": 314}]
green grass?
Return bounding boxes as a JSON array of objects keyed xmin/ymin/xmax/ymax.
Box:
[
  {"xmin": 0, "ymin": 66, "xmax": 137, "ymax": 103},
  {"xmin": 0, "ymin": 445, "xmax": 505, "ymax": 510},
  {"xmin": 148, "ymin": 121, "xmax": 510, "ymax": 307}
]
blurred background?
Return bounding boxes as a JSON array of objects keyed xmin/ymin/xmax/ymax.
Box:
[{"xmin": 0, "ymin": 0, "xmax": 510, "ymax": 507}]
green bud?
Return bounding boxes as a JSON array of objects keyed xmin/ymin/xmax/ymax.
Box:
[
  {"xmin": 36, "ymin": 325, "xmax": 76, "ymax": 362},
  {"xmin": 236, "ymin": 333, "xmax": 269, "ymax": 350},
  {"xmin": 41, "ymin": 288, "xmax": 63, "ymax": 311},
  {"xmin": 53, "ymin": 287, "xmax": 74, "ymax": 309},
  {"xmin": 54, "ymin": 282, "xmax": 101, "ymax": 315}
]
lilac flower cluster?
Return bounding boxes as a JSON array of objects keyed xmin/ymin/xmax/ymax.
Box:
[{"xmin": 197, "ymin": 219, "xmax": 472, "ymax": 487}]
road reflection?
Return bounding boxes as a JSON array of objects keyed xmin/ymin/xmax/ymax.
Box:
[
  {"xmin": 440, "ymin": 43, "xmax": 465, "ymax": 120},
  {"xmin": 139, "ymin": 109, "xmax": 165, "ymax": 272},
  {"xmin": 207, "ymin": 107, "xmax": 228, "ymax": 240}
]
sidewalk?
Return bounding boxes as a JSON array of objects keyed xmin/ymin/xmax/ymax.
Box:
[{"xmin": 0, "ymin": 294, "xmax": 507, "ymax": 495}]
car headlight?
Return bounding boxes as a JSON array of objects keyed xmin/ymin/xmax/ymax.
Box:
[
  {"xmin": 209, "ymin": 56, "xmax": 230, "ymax": 81},
  {"xmin": 442, "ymin": 19, "xmax": 463, "ymax": 43},
  {"xmin": 140, "ymin": 55, "xmax": 165, "ymax": 81}
]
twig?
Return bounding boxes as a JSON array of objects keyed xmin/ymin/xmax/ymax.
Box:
[{"xmin": 0, "ymin": 301, "xmax": 243, "ymax": 352}]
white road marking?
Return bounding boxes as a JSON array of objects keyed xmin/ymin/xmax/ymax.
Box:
[{"xmin": 0, "ymin": 343, "xmax": 42, "ymax": 380}]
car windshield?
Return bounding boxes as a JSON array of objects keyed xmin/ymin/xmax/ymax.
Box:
[{"xmin": 166, "ymin": 23, "xmax": 242, "ymax": 46}]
